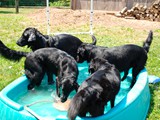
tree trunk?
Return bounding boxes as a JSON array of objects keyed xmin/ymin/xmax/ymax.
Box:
[{"xmin": 15, "ymin": 0, "xmax": 19, "ymax": 13}]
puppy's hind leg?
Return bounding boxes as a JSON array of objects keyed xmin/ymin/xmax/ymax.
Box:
[
  {"xmin": 110, "ymin": 96, "xmax": 115, "ymax": 108},
  {"xmin": 121, "ymin": 70, "xmax": 128, "ymax": 81},
  {"xmin": 78, "ymin": 109, "xmax": 87, "ymax": 117},
  {"xmin": 131, "ymin": 66, "xmax": 144, "ymax": 88},
  {"xmin": 47, "ymin": 71, "xmax": 54, "ymax": 85},
  {"xmin": 35, "ymin": 72, "xmax": 45, "ymax": 86},
  {"xmin": 89, "ymin": 103, "xmax": 105, "ymax": 117}
]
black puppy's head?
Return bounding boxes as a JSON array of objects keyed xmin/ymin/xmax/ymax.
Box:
[
  {"xmin": 89, "ymin": 58, "xmax": 110, "ymax": 74},
  {"xmin": 77, "ymin": 44, "xmax": 93, "ymax": 63},
  {"xmin": 60, "ymin": 79, "xmax": 79, "ymax": 103},
  {"xmin": 89, "ymin": 58, "xmax": 99, "ymax": 74},
  {"xmin": 17, "ymin": 27, "xmax": 37, "ymax": 47},
  {"xmin": 76, "ymin": 44, "xmax": 86, "ymax": 63}
]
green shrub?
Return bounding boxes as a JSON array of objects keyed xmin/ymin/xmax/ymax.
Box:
[{"xmin": 49, "ymin": 0, "xmax": 70, "ymax": 7}]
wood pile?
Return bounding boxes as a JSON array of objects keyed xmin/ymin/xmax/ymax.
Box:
[{"xmin": 115, "ymin": 0, "xmax": 160, "ymax": 22}]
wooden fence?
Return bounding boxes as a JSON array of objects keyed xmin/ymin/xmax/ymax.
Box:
[{"xmin": 71, "ymin": 0, "xmax": 156, "ymax": 11}]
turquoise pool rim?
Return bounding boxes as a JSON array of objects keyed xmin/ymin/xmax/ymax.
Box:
[
  {"xmin": 0, "ymin": 68, "xmax": 150, "ymax": 120},
  {"xmin": 0, "ymin": 75, "xmax": 28, "ymax": 111}
]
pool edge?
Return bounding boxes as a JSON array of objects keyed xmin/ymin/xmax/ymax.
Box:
[{"xmin": 0, "ymin": 68, "xmax": 150, "ymax": 120}]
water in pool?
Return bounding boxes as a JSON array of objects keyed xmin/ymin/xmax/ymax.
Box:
[{"xmin": 15, "ymin": 62, "xmax": 131, "ymax": 119}]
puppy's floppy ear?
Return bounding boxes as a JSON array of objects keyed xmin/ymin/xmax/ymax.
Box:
[{"xmin": 28, "ymin": 33, "xmax": 36, "ymax": 42}]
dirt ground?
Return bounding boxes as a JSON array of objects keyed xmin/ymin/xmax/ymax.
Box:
[{"xmin": 28, "ymin": 8, "xmax": 160, "ymax": 31}]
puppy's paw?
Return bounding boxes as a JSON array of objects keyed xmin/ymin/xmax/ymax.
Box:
[{"xmin": 28, "ymin": 84, "xmax": 34, "ymax": 90}]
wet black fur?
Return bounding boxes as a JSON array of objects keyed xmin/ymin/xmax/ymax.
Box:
[
  {"xmin": 76, "ymin": 30, "xmax": 153, "ymax": 87},
  {"xmin": 68, "ymin": 58, "xmax": 120, "ymax": 120},
  {"xmin": 0, "ymin": 27, "xmax": 96, "ymax": 61},
  {"xmin": 16, "ymin": 27, "xmax": 97, "ymax": 59},
  {"xmin": 24, "ymin": 48, "xmax": 79, "ymax": 102}
]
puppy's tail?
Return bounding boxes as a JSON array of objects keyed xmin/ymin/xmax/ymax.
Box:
[
  {"xmin": 68, "ymin": 88, "xmax": 97, "ymax": 120},
  {"xmin": 91, "ymin": 35, "xmax": 97, "ymax": 45},
  {"xmin": 0, "ymin": 40, "xmax": 28, "ymax": 61},
  {"xmin": 143, "ymin": 30, "xmax": 153, "ymax": 53}
]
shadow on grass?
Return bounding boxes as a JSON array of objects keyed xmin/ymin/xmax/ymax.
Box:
[{"xmin": 0, "ymin": 11, "xmax": 15, "ymax": 14}]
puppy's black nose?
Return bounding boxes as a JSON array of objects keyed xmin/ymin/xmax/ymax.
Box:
[
  {"xmin": 16, "ymin": 41, "xmax": 20, "ymax": 46},
  {"xmin": 16, "ymin": 38, "xmax": 26, "ymax": 46},
  {"xmin": 60, "ymin": 96, "xmax": 67, "ymax": 103}
]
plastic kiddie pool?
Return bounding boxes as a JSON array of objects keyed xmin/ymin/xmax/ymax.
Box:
[{"xmin": 0, "ymin": 62, "xmax": 150, "ymax": 120}]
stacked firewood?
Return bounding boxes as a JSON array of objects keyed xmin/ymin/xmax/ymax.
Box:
[{"xmin": 115, "ymin": 0, "xmax": 160, "ymax": 22}]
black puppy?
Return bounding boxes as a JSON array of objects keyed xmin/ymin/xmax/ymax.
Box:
[
  {"xmin": 0, "ymin": 28, "xmax": 96, "ymax": 61},
  {"xmin": 77, "ymin": 30, "xmax": 153, "ymax": 87},
  {"xmin": 0, "ymin": 45, "xmax": 79, "ymax": 102},
  {"xmin": 68, "ymin": 58, "xmax": 121, "ymax": 120},
  {"xmin": 16, "ymin": 27, "xmax": 96, "ymax": 59},
  {"xmin": 25, "ymin": 48, "xmax": 79, "ymax": 102}
]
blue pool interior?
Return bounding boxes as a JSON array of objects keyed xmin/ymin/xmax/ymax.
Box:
[
  {"xmin": 0, "ymin": 61, "xmax": 150, "ymax": 120},
  {"xmin": 14, "ymin": 62, "xmax": 131, "ymax": 118}
]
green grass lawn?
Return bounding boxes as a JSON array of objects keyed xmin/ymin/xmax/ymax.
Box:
[{"xmin": 0, "ymin": 7, "xmax": 160, "ymax": 119}]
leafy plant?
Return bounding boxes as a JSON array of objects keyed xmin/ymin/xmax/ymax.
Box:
[{"xmin": 49, "ymin": 0, "xmax": 70, "ymax": 7}]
